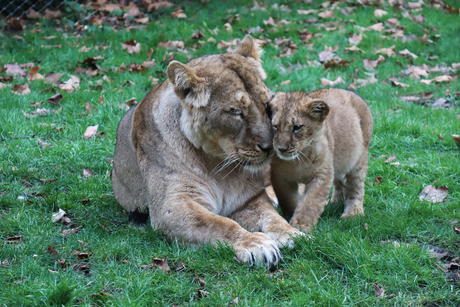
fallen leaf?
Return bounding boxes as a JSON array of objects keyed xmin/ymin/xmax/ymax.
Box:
[
  {"xmin": 348, "ymin": 33, "xmax": 363, "ymax": 46},
  {"xmin": 297, "ymin": 9, "xmax": 318, "ymax": 15},
  {"xmin": 363, "ymin": 223, "xmax": 369, "ymax": 230},
  {"xmin": 45, "ymin": 8, "xmax": 61, "ymax": 19},
  {"xmin": 320, "ymin": 77, "xmax": 344, "ymax": 87},
  {"xmin": 4, "ymin": 63, "xmax": 26, "ymax": 77},
  {"xmin": 319, "ymin": 50, "xmax": 335, "ymax": 62},
  {"xmin": 280, "ymin": 80, "xmax": 291, "ymax": 85},
  {"xmin": 52, "ymin": 208, "xmax": 66, "ymax": 222},
  {"xmin": 172, "ymin": 8, "xmax": 186, "ymax": 18},
  {"xmin": 122, "ymin": 39, "xmax": 141, "ymax": 54},
  {"xmin": 374, "ymin": 9, "xmax": 388, "ymax": 17},
  {"xmin": 82, "ymin": 168, "xmax": 93, "ymax": 177},
  {"xmin": 318, "ymin": 10, "xmax": 334, "ymax": 19},
  {"xmin": 47, "ymin": 246, "xmax": 59, "ymax": 255},
  {"xmin": 12, "ymin": 83, "xmax": 31, "ymax": 95},
  {"xmin": 158, "ymin": 40, "xmax": 185, "ymax": 50},
  {"xmin": 388, "ymin": 78, "xmax": 410, "ymax": 88},
  {"xmin": 27, "ymin": 66, "xmax": 44, "ymax": 81},
  {"xmin": 6, "ymin": 235, "xmax": 23, "ymax": 244},
  {"xmin": 59, "ymin": 76, "xmax": 80, "ymax": 93},
  {"xmin": 47, "ymin": 93, "xmax": 63, "ymax": 105},
  {"xmin": 73, "ymin": 262, "xmax": 90, "ymax": 276},
  {"xmin": 375, "ymin": 46, "xmax": 396, "ymax": 57},
  {"xmin": 151, "ymin": 256, "xmax": 170, "ymax": 272},
  {"xmin": 45, "ymin": 72, "xmax": 63, "ymax": 86},
  {"xmin": 429, "ymin": 249, "xmax": 449, "ymax": 260},
  {"xmin": 453, "ymin": 135, "xmax": 460, "ymax": 147},
  {"xmin": 375, "ymin": 176, "xmax": 382, "ymax": 185},
  {"xmin": 437, "ymin": 134, "xmax": 444, "ymax": 141},
  {"xmin": 195, "ymin": 278, "xmax": 207, "ymax": 287},
  {"xmin": 196, "ymin": 289, "xmax": 210, "ymax": 300},
  {"xmin": 175, "ymin": 262, "xmax": 186, "ymax": 271},
  {"xmin": 418, "ymin": 185, "xmax": 448, "ymax": 203},
  {"xmin": 432, "ymin": 98, "xmax": 449, "ymax": 108},
  {"xmin": 454, "ymin": 225, "xmax": 460, "ymax": 234},
  {"xmin": 62, "ymin": 226, "xmax": 82, "ymax": 236},
  {"xmin": 82, "ymin": 125, "xmax": 98, "ymax": 139},
  {"xmin": 399, "ymin": 49, "xmax": 418, "ymax": 59},
  {"xmin": 407, "ymin": 0, "xmax": 423, "ymax": 9},
  {"xmin": 403, "ymin": 66, "xmax": 428, "ymax": 79},
  {"xmin": 385, "ymin": 154, "xmax": 396, "ymax": 163},
  {"xmin": 345, "ymin": 46, "xmax": 364, "ymax": 53},
  {"xmin": 386, "ymin": 18, "xmax": 400, "ymax": 27},
  {"xmin": 38, "ymin": 138, "xmax": 52, "ymax": 149},
  {"xmin": 421, "ymin": 75, "xmax": 453, "ymax": 85},
  {"xmin": 363, "ymin": 55, "xmax": 385, "ymax": 71},
  {"xmin": 191, "ymin": 30, "xmax": 205, "ymax": 39},
  {"xmin": 324, "ymin": 59, "xmax": 351, "ymax": 69},
  {"xmin": 374, "ymin": 283, "xmax": 385, "ymax": 297},
  {"xmin": 263, "ymin": 16, "xmax": 275, "ymax": 26}
]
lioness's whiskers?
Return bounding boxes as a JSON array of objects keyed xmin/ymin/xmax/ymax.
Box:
[
  {"xmin": 221, "ymin": 159, "xmax": 244, "ymax": 180},
  {"xmin": 212, "ymin": 152, "xmax": 238, "ymax": 174}
]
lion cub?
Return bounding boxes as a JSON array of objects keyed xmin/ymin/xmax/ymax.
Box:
[{"xmin": 269, "ymin": 88, "xmax": 373, "ymax": 231}]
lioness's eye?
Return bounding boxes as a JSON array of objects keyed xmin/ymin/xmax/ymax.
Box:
[
  {"xmin": 229, "ymin": 108, "xmax": 242, "ymax": 116},
  {"xmin": 293, "ymin": 125, "xmax": 303, "ymax": 132}
]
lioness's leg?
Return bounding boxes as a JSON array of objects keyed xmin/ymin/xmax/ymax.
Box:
[
  {"xmin": 151, "ymin": 197, "xmax": 282, "ymax": 267},
  {"xmin": 229, "ymin": 191, "xmax": 303, "ymax": 248},
  {"xmin": 341, "ymin": 153, "xmax": 368, "ymax": 219},
  {"xmin": 290, "ymin": 172, "xmax": 333, "ymax": 231}
]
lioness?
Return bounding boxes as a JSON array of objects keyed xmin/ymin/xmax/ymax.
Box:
[
  {"xmin": 112, "ymin": 36, "xmax": 300, "ymax": 266},
  {"xmin": 269, "ymin": 89, "xmax": 373, "ymax": 231}
]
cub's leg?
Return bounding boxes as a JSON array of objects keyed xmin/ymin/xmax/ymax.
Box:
[
  {"xmin": 230, "ymin": 191, "xmax": 303, "ymax": 249},
  {"xmin": 152, "ymin": 196, "xmax": 282, "ymax": 267},
  {"xmin": 270, "ymin": 175, "xmax": 300, "ymax": 220},
  {"xmin": 331, "ymin": 175, "xmax": 346, "ymax": 203},
  {"xmin": 341, "ymin": 152, "xmax": 368, "ymax": 219},
  {"xmin": 290, "ymin": 169, "xmax": 333, "ymax": 231}
]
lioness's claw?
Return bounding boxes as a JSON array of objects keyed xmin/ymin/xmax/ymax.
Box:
[{"xmin": 233, "ymin": 232, "xmax": 282, "ymax": 267}]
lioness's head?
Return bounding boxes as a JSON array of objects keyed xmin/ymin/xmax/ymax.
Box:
[
  {"xmin": 268, "ymin": 91, "xmax": 329, "ymax": 161},
  {"xmin": 166, "ymin": 35, "xmax": 273, "ymax": 171}
]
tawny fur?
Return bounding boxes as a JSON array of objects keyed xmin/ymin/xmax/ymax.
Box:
[
  {"xmin": 269, "ymin": 88, "xmax": 373, "ymax": 231},
  {"xmin": 112, "ymin": 36, "xmax": 301, "ymax": 266}
]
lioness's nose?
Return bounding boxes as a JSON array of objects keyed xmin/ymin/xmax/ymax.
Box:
[{"xmin": 258, "ymin": 142, "xmax": 273, "ymax": 153}]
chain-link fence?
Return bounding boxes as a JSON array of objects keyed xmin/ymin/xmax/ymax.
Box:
[{"xmin": 0, "ymin": 0, "xmax": 74, "ymax": 19}]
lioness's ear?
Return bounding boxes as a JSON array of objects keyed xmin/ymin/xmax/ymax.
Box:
[
  {"xmin": 305, "ymin": 99, "xmax": 329, "ymax": 122},
  {"xmin": 167, "ymin": 60, "xmax": 210, "ymax": 108},
  {"xmin": 234, "ymin": 35, "xmax": 263, "ymax": 61}
]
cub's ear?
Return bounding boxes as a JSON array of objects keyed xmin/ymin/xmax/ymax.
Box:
[
  {"xmin": 234, "ymin": 35, "xmax": 263, "ymax": 61},
  {"xmin": 166, "ymin": 60, "xmax": 210, "ymax": 108},
  {"xmin": 305, "ymin": 99, "xmax": 329, "ymax": 122}
]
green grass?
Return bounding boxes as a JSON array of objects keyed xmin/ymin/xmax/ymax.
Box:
[{"xmin": 1, "ymin": 0, "xmax": 460, "ymax": 306}]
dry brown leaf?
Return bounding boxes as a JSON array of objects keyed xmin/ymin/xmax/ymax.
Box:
[
  {"xmin": 356, "ymin": 75, "xmax": 378, "ymax": 87},
  {"xmin": 12, "ymin": 83, "xmax": 30, "ymax": 95},
  {"xmin": 172, "ymin": 8, "xmax": 186, "ymax": 19},
  {"xmin": 82, "ymin": 125, "xmax": 98, "ymax": 139},
  {"xmin": 38, "ymin": 138, "xmax": 52, "ymax": 149},
  {"xmin": 408, "ymin": 0, "xmax": 424, "ymax": 9},
  {"xmin": 152, "ymin": 256, "xmax": 170, "ymax": 272},
  {"xmin": 158, "ymin": 40, "xmax": 184, "ymax": 50},
  {"xmin": 384, "ymin": 154, "xmax": 396, "ymax": 163},
  {"xmin": 82, "ymin": 168, "xmax": 93, "ymax": 177},
  {"xmin": 59, "ymin": 76, "xmax": 80, "ymax": 93},
  {"xmin": 321, "ymin": 77, "xmax": 344, "ymax": 87},
  {"xmin": 363, "ymin": 55, "xmax": 385, "ymax": 71},
  {"xmin": 133, "ymin": 17, "xmax": 149, "ymax": 24},
  {"xmin": 52, "ymin": 208, "xmax": 66, "ymax": 222},
  {"xmin": 419, "ymin": 185, "xmax": 448, "ymax": 203},
  {"xmin": 263, "ymin": 16, "xmax": 275, "ymax": 26},
  {"xmin": 388, "ymin": 78, "xmax": 410, "ymax": 88},
  {"xmin": 318, "ymin": 10, "xmax": 334, "ymax": 19},
  {"xmin": 453, "ymin": 134, "xmax": 460, "ymax": 147},
  {"xmin": 45, "ymin": 72, "xmax": 63, "ymax": 86},
  {"xmin": 386, "ymin": 18, "xmax": 400, "ymax": 27},
  {"xmin": 47, "ymin": 246, "xmax": 59, "ymax": 255},
  {"xmin": 122, "ymin": 39, "xmax": 141, "ymax": 54},
  {"xmin": 280, "ymin": 80, "xmax": 291, "ymax": 85},
  {"xmin": 348, "ymin": 33, "xmax": 362, "ymax": 46},
  {"xmin": 191, "ymin": 30, "xmax": 205, "ymax": 39},
  {"xmin": 297, "ymin": 9, "xmax": 318, "ymax": 15},
  {"xmin": 62, "ymin": 226, "xmax": 82, "ymax": 236},
  {"xmin": 374, "ymin": 283, "xmax": 385, "ymax": 297},
  {"xmin": 454, "ymin": 225, "xmax": 460, "ymax": 234},
  {"xmin": 5, "ymin": 63, "xmax": 27, "ymax": 77},
  {"xmin": 319, "ymin": 50, "xmax": 335, "ymax": 63},
  {"xmin": 375, "ymin": 46, "xmax": 396, "ymax": 57},
  {"xmin": 399, "ymin": 49, "xmax": 418, "ymax": 59},
  {"xmin": 27, "ymin": 66, "xmax": 44, "ymax": 81},
  {"xmin": 345, "ymin": 46, "xmax": 364, "ymax": 53},
  {"xmin": 403, "ymin": 66, "xmax": 429, "ymax": 79},
  {"xmin": 47, "ymin": 93, "xmax": 63, "ymax": 105},
  {"xmin": 196, "ymin": 290, "xmax": 210, "ymax": 300},
  {"xmin": 374, "ymin": 9, "xmax": 388, "ymax": 17},
  {"xmin": 421, "ymin": 75, "xmax": 452, "ymax": 85},
  {"xmin": 44, "ymin": 8, "xmax": 61, "ymax": 19}
]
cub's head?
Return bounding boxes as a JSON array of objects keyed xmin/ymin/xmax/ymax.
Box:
[
  {"xmin": 268, "ymin": 91, "xmax": 329, "ymax": 161},
  {"xmin": 166, "ymin": 35, "xmax": 273, "ymax": 171}
]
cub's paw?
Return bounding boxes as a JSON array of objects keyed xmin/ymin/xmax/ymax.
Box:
[
  {"xmin": 290, "ymin": 218, "xmax": 314, "ymax": 233},
  {"xmin": 233, "ymin": 232, "xmax": 282, "ymax": 267},
  {"xmin": 341, "ymin": 206, "xmax": 364, "ymax": 219},
  {"xmin": 266, "ymin": 226, "xmax": 304, "ymax": 249}
]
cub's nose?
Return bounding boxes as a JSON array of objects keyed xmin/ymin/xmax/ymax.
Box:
[{"xmin": 275, "ymin": 144, "xmax": 289, "ymax": 153}]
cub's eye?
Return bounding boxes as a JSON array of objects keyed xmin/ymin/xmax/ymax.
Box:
[
  {"xmin": 228, "ymin": 108, "xmax": 242, "ymax": 116},
  {"xmin": 292, "ymin": 125, "xmax": 303, "ymax": 132},
  {"xmin": 273, "ymin": 125, "xmax": 279, "ymax": 131}
]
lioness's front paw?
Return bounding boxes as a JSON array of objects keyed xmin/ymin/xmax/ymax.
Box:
[
  {"xmin": 233, "ymin": 232, "xmax": 282, "ymax": 267},
  {"xmin": 290, "ymin": 218, "xmax": 314, "ymax": 233},
  {"xmin": 266, "ymin": 226, "xmax": 304, "ymax": 249}
]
